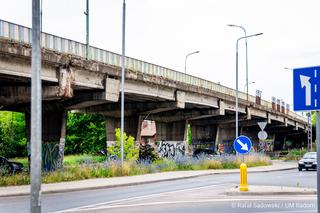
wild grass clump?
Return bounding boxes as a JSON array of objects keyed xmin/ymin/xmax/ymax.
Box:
[
  {"xmin": 0, "ymin": 172, "xmax": 30, "ymax": 186},
  {"xmin": 285, "ymin": 149, "xmax": 308, "ymax": 161},
  {"xmin": 63, "ymin": 154, "xmax": 106, "ymax": 166},
  {"xmin": 244, "ymin": 153, "xmax": 271, "ymax": 167},
  {"xmin": 152, "ymin": 158, "xmax": 178, "ymax": 172},
  {"xmin": 1, "ymin": 153, "xmax": 271, "ymax": 186}
]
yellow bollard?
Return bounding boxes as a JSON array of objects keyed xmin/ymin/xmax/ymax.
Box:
[{"xmin": 239, "ymin": 163, "xmax": 248, "ymax": 191}]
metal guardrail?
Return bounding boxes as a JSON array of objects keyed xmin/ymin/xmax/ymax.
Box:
[{"xmin": 0, "ymin": 19, "xmax": 306, "ymax": 122}]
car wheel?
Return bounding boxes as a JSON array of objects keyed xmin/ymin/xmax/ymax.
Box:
[{"xmin": 298, "ymin": 167, "xmax": 302, "ymax": 171}]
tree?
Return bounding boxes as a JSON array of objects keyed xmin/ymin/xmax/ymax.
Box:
[
  {"xmin": 0, "ymin": 111, "xmax": 27, "ymax": 158},
  {"xmin": 107, "ymin": 128, "xmax": 139, "ymax": 161},
  {"xmin": 66, "ymin": 112, "xmax": 106, "ymax": 154}
]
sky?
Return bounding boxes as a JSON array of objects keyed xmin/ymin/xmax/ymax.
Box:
[{"xmin": 1, "ymin": 0, "xmax": 320, "ymax": 110}]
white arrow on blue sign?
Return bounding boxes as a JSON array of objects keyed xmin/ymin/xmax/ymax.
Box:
[
  {"xmin": 233, "ymin": 135, "xmax": 252, "ymax": 154},
  {"xmin": 294, "ymin": 66, "xmax": 320, "ymax": 111}
]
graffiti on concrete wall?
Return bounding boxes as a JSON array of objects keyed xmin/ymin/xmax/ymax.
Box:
[
  {"xmin": 157, "ymin": 141, "xmax": 185, "ymax": 159},
  {"xmin": 258, "ymin": 140, "xmax": 274, "ymax": 152}
]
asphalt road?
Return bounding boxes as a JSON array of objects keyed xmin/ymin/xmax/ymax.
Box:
[{"xmin": 0, "ymin": 169, "xmax": 316, "ymax": 213}]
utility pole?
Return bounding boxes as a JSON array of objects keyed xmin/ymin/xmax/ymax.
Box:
[{"xmin": 30, "ymin": 0, "xmax": 42, "ymax": 212}]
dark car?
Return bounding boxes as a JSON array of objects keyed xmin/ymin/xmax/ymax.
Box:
[
  {"xmin": 298, "ymin": 152, "xmax": 317, "ymax": 171},
  {"xmin": 192, "ymin": 148, "xmax": 219, "ymax": 159},
  {"xmin": 0, "ymin": 156, "xmax": 24, "ymax": 174}
]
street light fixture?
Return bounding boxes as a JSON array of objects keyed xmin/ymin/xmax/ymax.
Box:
[
  {"xmin": 244, "ymin": 81, "xmax": 255, "ymax": 92},
  {"xmin": 228, "ymin": 24, "xmax": 249, "ymax": 101},
  {"xmin": 235, "ymin": 33, "xmax": 263, "ymax": 138},
  {"xmin": 184, "ymin": 51, "xmax": 200, "ymax": 74}
]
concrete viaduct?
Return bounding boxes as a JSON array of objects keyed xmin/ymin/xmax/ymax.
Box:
[{"xmin": 0, "ymin": 19, "xmax": 308, "ymax": 168}]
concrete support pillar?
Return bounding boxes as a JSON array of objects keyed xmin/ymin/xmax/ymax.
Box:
[
  {"xmin": 26, "ymin": 110, "xmax": 65, "ymax": 171},
  {"xmin": 156, "ymin": 121, "xmax": 185, "ymax": 141},
  {"xmin": 58, "ymin": 111, "xmax": 67, "ymax": 169},
  {"xmin": 155, "ymin": 121, "xmax": 187, "ymax": 158},
  {"xmin": 215, "ymin": 125, "xmax": 220, "ymax": 148},
  {"xmin": 105, "ymin": 116, "xmax": 141, "ymax": 144},
  {"xmin": 215, "ymin": 126, "xmax": 236, "ymax": 154},
  {"xmin": 183, "ymin": 120, "xmax": 190, "ymax": 155},
  {"xmin": 136, "ymin": 115, "xmax": 144, "ymax": 145},
  {"xmin": 190, "ymin": 124, "xmax": 216, "ymax": 150}
]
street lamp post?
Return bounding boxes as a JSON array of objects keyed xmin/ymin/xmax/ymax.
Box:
[
  {"xmin": 228, "ymin": 24, "xmax": 249, "ymax": 101},
  {"xmin": 184, "ymin": 51, "xmax": 200, "ymax": 74},
  {"xmin": 84, "ymin": 0, "xmax": 90, "ymax": 59},
  {"xmin": 120, "ymin": 0, "xmax": 126, "ymax": 165},
  {"xmin": 235, "ymin": 33, "xmax": 263, "ymax": 138}
]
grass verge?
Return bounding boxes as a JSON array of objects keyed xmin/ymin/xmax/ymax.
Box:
[{"xmin": 2, "ymin": 153, "xmax": 270, "ymax": 186}]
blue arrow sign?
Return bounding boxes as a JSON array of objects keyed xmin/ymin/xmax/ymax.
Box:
[
  {"xmin": 293, "ymin": 66, "xmax": 320, "ymax": 111},
  {"xmin": 233, "ymin": 135, "xmax": 252, "ymax": 154}
]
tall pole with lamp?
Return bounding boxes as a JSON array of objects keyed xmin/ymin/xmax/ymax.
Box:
[
  {"xmin": 184, "ymin": 51, "xmax": 200, "ymax": 75},
  {"xmin": 235, "ymin": 33, "xmax": 263, "ymax": 139},
  {"xmin": 84, "ymin": 0, "xmax": 90, "ymax": 59},
  {"xmin": 228, "ymin": 24, "xmax": 249, "ymax": 101}
]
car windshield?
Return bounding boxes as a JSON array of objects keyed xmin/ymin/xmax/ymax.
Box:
[{"xmin": 303, "ymin": 152, "xmax": 316, "ymax": 159}]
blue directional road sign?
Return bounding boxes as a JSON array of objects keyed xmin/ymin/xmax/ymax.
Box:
[
  {"xmin": 294, "ymin": 66, "xmax": 320, "ymax": 111},
  {"xmin": 233, "ymin": 135, "xmax": 252, "ymax": 154}
]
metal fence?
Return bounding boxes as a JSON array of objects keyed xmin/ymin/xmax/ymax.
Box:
[{"xmin": 0, "ymin": 19, "xmax": 304, "ymax": 121}]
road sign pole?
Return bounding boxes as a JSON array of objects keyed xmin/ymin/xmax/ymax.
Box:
[
  {"xmin": 30, "ymin": 0, "xmax": 42, "ymax": 212},
  {"xmin": 316, "ymin": 111, "xmax": 320, "ymax": 213}
]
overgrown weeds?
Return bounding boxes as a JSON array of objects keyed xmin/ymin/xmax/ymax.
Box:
[{"xmin": 1, "ymin": 153, "xmax": 270, "ymax": 186}]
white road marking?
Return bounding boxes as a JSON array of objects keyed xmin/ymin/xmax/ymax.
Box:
[
  {"xmin": 53, "ymin": 196, "xmax": 316, "ymax": 212},
  {"xmin": 260, "ymin": 210, "xmax": 315, "ymax": 213},
  {"xmin": 52, "ymin": 184, "xmax": 225, "ymax": 213}
]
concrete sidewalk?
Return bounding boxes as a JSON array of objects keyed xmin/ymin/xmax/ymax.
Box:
[{"xmin": 0, "ymin": 160, "xmax": 297, "ymax": 197}]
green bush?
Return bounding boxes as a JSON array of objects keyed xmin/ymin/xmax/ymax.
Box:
[
  {"xmin": 139, "ymin": 142, "xmax": 159, "ymax": 162},
  {"xmin": 66, "ymin": 112, "xmax": 106, "ymax": 155},
  {"xmin": 107, "ymin": 128, "xmax": 139, "ymax": 161},
  {"xmin": 0, "ymin": 111, "xmax": 27, "ymax": 158},
  {"xmin": 285, "ymin": 148, "xmax": 308, "ymax": 160}
]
